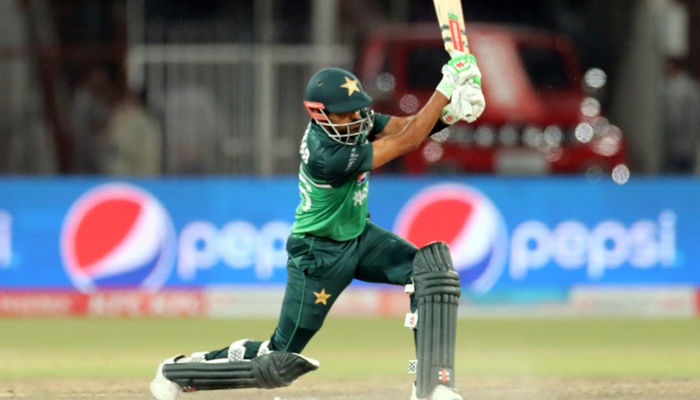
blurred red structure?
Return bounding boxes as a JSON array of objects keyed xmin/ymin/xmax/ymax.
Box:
[{"xmin": 356, "ymin": 23, "xmax": 627, "ymax": 175}]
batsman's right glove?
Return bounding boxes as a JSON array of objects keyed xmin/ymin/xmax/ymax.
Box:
[{"xmin": 436, "ymin": 53, "xmax": 482, "ymax": 99}]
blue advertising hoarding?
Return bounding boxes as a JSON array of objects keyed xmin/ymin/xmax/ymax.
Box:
[{"xmin": 0, "ymin": 177, "xmax": 698, "ymax": 297}]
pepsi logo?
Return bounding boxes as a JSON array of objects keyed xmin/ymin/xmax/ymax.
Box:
[
  {"xmin": 61, "ymin": 184, "xmax": 176, "ymax": 293},
  {"xmin": 394, "ymin": 184, "xmax": 508, "ymax": 294}
]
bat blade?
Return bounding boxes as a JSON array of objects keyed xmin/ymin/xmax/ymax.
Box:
[
  {"xmin": 433, "ymin": 0, "xmax": 469, "ymax": 56},
  {"xmin": 433, "ymin": 0, "xmax": 475, "ymax": 119}
]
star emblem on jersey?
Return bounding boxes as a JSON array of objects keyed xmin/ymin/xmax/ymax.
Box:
[
  {"xmin": 314, "ymin": 289, "xmax": 332, "ymax": 305},
  {"xmin": 340, "ymin": 76, "xmax": 361, "ymax": 96}
]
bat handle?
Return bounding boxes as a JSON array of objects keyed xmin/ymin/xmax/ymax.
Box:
[
  {"xmin": 465, "ymin": 103, "xmax": 474, "ymax": 120},
  {"xmin": 446, "ymin": 50, "xmax": 475, "ymax": 120},
  {"xmin": 461, "ymin": 101, "xmax": 474, "ymax": 120}
]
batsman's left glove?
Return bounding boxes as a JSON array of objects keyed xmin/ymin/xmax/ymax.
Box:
[{"xmin": 441, "ymin": 81, "xmax": 485, "ymax": 124}]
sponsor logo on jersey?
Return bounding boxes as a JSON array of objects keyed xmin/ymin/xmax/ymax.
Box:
[
  {"xmin": 345, "ymin": 147, "xmax": 359, "ymax": 171},
  {"xmin": 393, "ymin": 184, "xmax": 508, "ymax": 294},
  {"xmin": 357, "ymin": 172, "xmax": 368, "ymax": 185},
  {"xmin": 60, "ymin": 183, "xmax": 176, "ymax": 293}
]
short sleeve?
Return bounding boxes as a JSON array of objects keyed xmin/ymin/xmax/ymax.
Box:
[{"xmin": 367, "ymin": 113, "xmax": 391, "ymax": 142}]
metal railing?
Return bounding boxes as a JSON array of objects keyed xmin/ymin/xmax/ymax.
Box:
[
  {"xmin": 0, "ymin": 0, "xmax": 55, "ymax": 174},
  {"xmin": 127, "ymin": 43, "xmax": 353, "ymax": 175}
]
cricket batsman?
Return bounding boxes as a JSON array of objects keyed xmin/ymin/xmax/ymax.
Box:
[{"xmin": 150, "ymin": 53, "xmax": 485, "ymax": 400}]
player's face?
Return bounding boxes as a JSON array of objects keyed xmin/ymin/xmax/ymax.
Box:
[
  {"xmin": 316, "ymin": 107, "xmax": 374, "ymax": 145},
  {"xmin": 328, "ymin": 110, "xmax": 362, "ymax": 133}
]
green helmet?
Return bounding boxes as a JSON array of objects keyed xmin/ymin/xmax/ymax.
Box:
[{"xmin": 304, "ymin": 68, "xmax": 375, "ymax": 145}]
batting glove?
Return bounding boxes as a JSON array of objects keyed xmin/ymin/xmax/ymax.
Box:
[
  {"xmin": 440, "ymin": 79, "xmax": 485, "ymax": 124},
  {"xmin": 436, "ymin": 53, "xmax": 482, "ymax": 99}
]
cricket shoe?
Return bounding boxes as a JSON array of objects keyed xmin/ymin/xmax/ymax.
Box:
[
  {"xmin": 150, "ymin": 355, "xmax": 185, "ymax": 400},
  {"xmin": 410, "ymin": 382, "xmax": 463, "ymax": 400}
]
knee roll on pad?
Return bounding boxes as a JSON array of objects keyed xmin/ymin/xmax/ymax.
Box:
[
  {"xmin": 163, "ymin": 352, "xmax": 320, "ymax": 391},
  {"xmin": 413, "ymin": 242, "xmax": 461, "ymax": 399}
]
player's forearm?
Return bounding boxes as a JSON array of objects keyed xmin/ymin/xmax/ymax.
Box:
[
  {"xmin": 370, "ymin": 92, "xmax": 449, "ymax": 169},
  {"xmin": 375, "ymin": 116, "xmax": 413, "ymax": 139},
  {"xmin": 395, "ymin": 91, "xmax": 449, "ymax": 152}
]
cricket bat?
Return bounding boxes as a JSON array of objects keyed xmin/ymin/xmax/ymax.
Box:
[
  {"xmin": 433, "ymin": 0, "xmax": 473, "ymax": 118},
  {"xmin": 433, "ymin": 0, "xmax": 470, "ymax": 58}
]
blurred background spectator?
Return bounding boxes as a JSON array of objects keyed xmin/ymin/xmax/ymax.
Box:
[
  {"xmin": 71, "ymin": 66, "xmax": 116, "ymax": 173},
  {"xmin": 162, "ymin": 85, "xmax": 225, "ymax": 175},
  {"xmin": 98, "ymin": 88, "xmax": 162, "ymax": 176},
  {"xmin": 661, "ymin": 57, "xmax": 700, "ymax": 174}
]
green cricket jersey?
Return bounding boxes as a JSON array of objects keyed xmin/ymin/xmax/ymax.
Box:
[{"xmin": 291, "ymin": 113, "xmax": 390, "ymax": 241}]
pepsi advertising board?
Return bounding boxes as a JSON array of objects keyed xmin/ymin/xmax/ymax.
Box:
[{"xmin": 0, "ymin": 177, "xmax": 698, "ymax": 303}]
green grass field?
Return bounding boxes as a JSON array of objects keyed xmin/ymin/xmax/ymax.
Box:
[{"xmin": 1, "ymin": 317, "xmax": 699, "ymax": 381}]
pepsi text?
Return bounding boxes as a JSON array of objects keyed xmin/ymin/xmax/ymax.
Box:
[{"xmin": 0, "ymin": 210, "xmax": 11, "ymax": 268}]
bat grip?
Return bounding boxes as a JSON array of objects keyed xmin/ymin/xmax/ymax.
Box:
[
  {"xmin": 463, "ymin": 102, "xmax": 474, "ymax": 120},
  {"xmin": 446, "ymin": 50, "xmax": 475, "ymax": 119}
]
